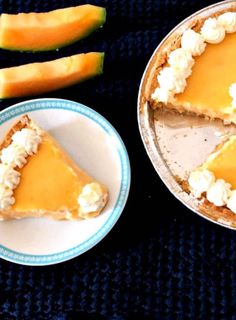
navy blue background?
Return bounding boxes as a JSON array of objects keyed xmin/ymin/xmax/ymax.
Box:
[{"xmin": 0, "ymin": 0, "xmax": 235, "ymax": 319}]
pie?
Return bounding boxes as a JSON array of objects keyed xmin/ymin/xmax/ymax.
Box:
[
  {"xmin": 142, "ymin": 6, "xmax": 236, "ymax": 219},
  {"xmin": 0, "ymin": 115, "xmax": 108, "ymax": 220},
  {"xmin": 187, "ymin": 135, "xmax": 236, "ymax": 222}
]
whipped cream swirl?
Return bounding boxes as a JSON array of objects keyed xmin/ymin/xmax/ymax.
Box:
[
  {"xmin": 189, "ymin": 169, "xmax": 236, "ymax": 213},
  {"xmin": 0, "ymin": 185, "xmax": 15, "ymax": 209},
  {"xmin": 157, "ymin": 67, "xmax": 187, "ymax": 94},
  {"xmin": 78, "ymin": 182, "xmax": 107, "ymax": 216},
  {"xmin": 188, "ymin": 169, "xmax": 215, "ymax": 198},
  {"xmin": 168, "ymin": 48, "xmax": 194, "ymax": 76},
  {"xmin": 206, "ymin": 179, "xmax": 231, "ymax": 206},
  {"xmin": 218, "ymin": 12, "xmax": 236, "ymax": 33},
  {"xmin": 181, "ymin": 29, "xmax": 206, "ymax": 56},
  {"xmin": 12, "ymin": 128, "xmax": 42, "ymax": 155},
  {"xmin": 153, "ymin": 66, "xmax": 188, "ymax": 103},
  {"xmin": 151, "ymin": 87, "xmax": 174, "ymax": 104},
  {"xmin": 201, "ymin": 18, "xmax": 225, "ymax": 44},
  {"xmin": 0, "ymin": 164, "xmax": 20, "ymax": 189},
  {"xmin": 1, "ymin": 144, "xmax": 27, "ymax": 168}
]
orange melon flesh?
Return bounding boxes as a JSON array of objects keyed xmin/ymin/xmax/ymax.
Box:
[
  {"xmin": 0, "ymin": 5, "xmax": 106, "ymax": 51},
  {"xmin": 0, "ymin": 52, "xmax": 104, "ymax": 98}
]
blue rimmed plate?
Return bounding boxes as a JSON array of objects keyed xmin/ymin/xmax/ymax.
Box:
[{"xmin": 0, "ymin": 98, "xmax": 131, "ymax": 266}]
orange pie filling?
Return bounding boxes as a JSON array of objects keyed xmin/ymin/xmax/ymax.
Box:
[
  {"xmin": 175, "ymin": 32, "xmax": 236, "ymax": 122},
  {"xmin": 151, "ymin": 12, "xmax": 236, "ymax": 124}
]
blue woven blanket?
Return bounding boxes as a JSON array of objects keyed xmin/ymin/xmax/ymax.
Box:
[{"xmin": 1, "ymin": 0, "xmax": 234, "ymax": 319}]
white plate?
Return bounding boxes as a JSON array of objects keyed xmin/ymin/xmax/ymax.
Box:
[{"xmin": 0, "ymin": 98, "xmax": 131, "ymax": 265}]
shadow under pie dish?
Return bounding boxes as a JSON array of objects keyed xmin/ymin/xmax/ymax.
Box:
[{"xmin": 139, "ymin": 0, "xmax": 236, "ymax": 228}]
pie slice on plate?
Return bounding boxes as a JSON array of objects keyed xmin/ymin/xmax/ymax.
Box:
[{"xmin": 0, "ymin": 115, "xmax": 108, "ymax": 220}]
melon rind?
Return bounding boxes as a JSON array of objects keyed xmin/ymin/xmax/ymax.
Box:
[{"xmin": 0, "ymin": 5, "xmax": 106, "ymax": 51}]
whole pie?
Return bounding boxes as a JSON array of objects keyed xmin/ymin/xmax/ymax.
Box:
[
  {"xmin": 0, "ymin": 115, "xmax": 108, "ymax": 220},
  {"xmin": 143, "ymin": 5, "xmax": 236, "ymax": 220}
]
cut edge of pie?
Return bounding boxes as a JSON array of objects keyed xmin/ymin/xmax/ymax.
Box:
[{"xmin": 0, "ymin": 115, "xmax": 108, "ymax": 221}]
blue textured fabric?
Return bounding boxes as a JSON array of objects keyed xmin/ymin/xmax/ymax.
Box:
[{"xmin": 0, "ymin": 0, "xmax": 235, "ymax": 319}]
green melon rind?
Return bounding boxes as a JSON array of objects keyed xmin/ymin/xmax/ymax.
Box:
[
  {"xmin": 95, "ymin": 52, "xmax": 105, "ymax": 75},
  {"xmin": 0, "ymin": 52, "xmax": 105, "ymax": 99},
  {"xmin": 0, "ymin": 8, "xmax": 106, "ymax": 52}
]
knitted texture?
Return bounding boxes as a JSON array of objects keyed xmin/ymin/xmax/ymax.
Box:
[{"xmin": 0, "ymin": 0, "xmax": 235, "ymax": 319}]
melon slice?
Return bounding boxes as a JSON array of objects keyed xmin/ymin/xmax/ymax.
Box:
[
  {"xmin": 0, "ymin": 5, "xmax": 106, "ymax": 51},
  {"xmin": 0, "ymin": 52, "xmax": 104, "ymax": 99}
]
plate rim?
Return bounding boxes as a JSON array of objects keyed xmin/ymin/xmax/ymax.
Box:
[
  {"xmin": 0, "ymin": 98, "xmax": 131, "ymax": 266},
  {"xmin": 137, "ymin": 0, "xmax": 236, "ymax": 230}
]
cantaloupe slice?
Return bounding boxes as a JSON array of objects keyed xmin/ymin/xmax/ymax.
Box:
[
  {"xmin": 0, "ymin": 52, "xmax": 104, "ymax": 98},
  {"xmin": 0, "ymin": 5, "xmax": 106, "ymax": 51}
]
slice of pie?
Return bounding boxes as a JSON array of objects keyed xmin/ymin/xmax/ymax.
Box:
[
  {"xmin": 145, "ymin": 8, "xmax": 236, "ymax": 124},
  {"xmin": 0, "ymin": 115, "xmax": 108, "ymax": 220},
  {"xmin": 188, "ymin": 135, "xmax": 236, "ymax": 220}
]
